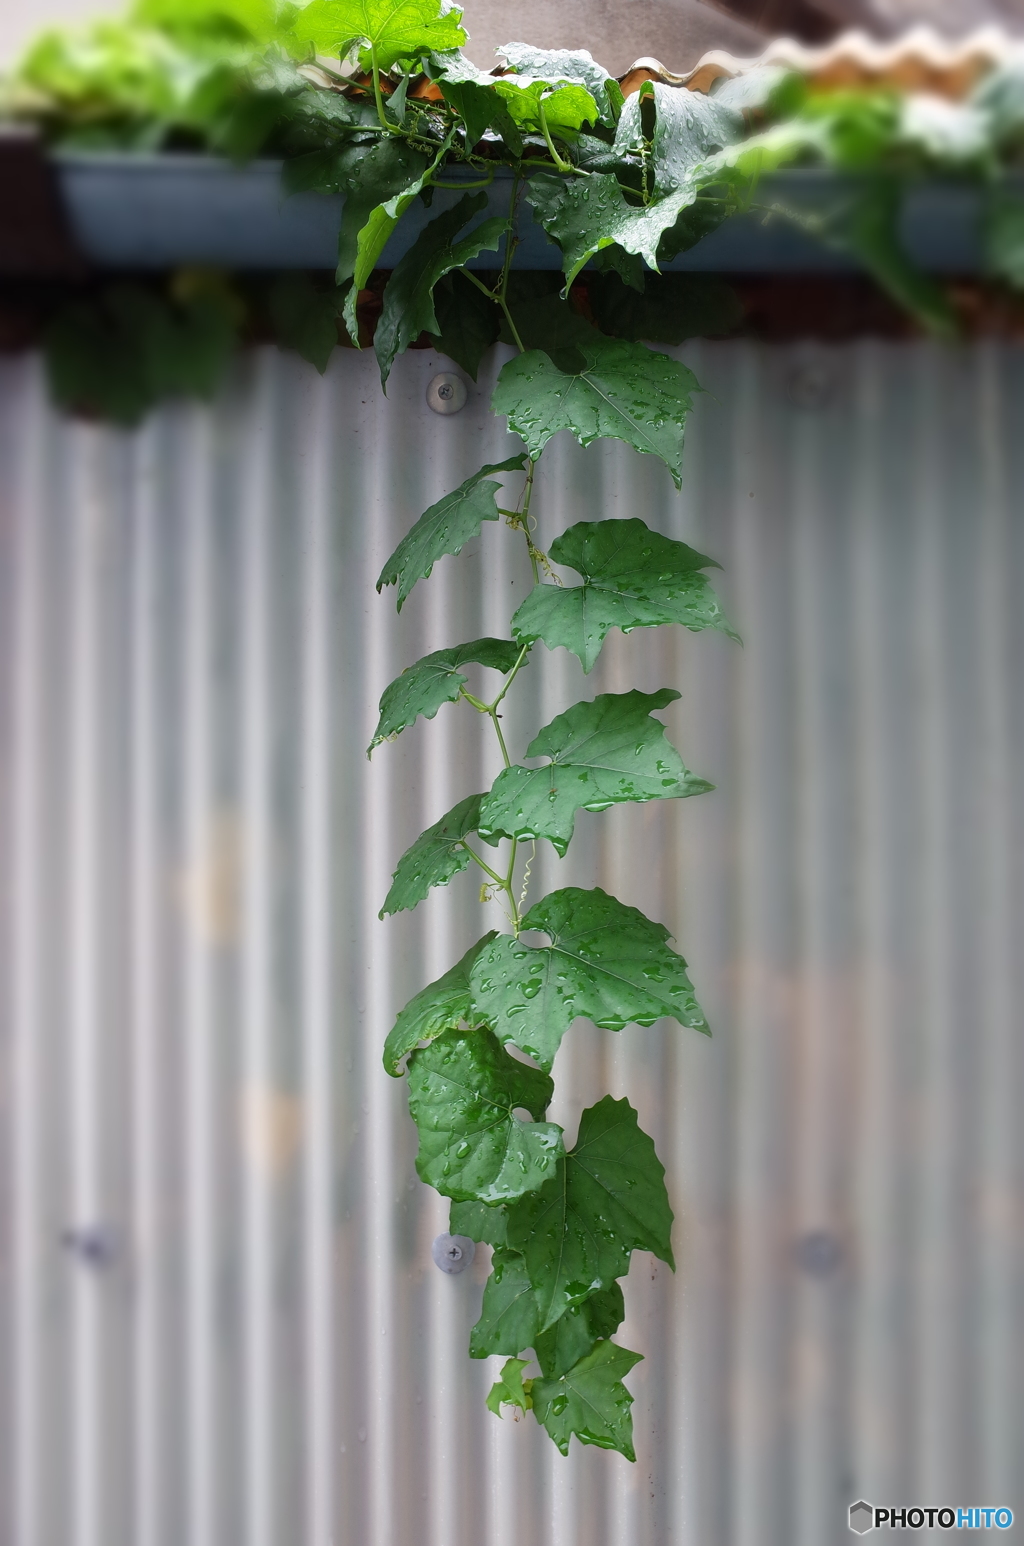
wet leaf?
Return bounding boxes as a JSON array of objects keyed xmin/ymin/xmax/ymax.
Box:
[
  {"xmin": 469, "ymin": 885, "xmax": 709, "ymax": 1070},
  {"xmin": 291, "ymin": 0, "xmax": 466, "ymax": 71},
  {"xmin": 407, "ymin": 1025, "xmax": 564, "ymax": 1203},
  {"xmin": 369, "ymin": 636, "xmax": 523, "ymax": 750},
  {"xmin": 531, "ymin": 1339, "xmax": 642, "ymax": 1459},
  {"xmin": 507, "ymin": 1095, "xmax": 674, "ymax": 1327},
  {"xmin": 379, "ymin": 793, "xmax": 500, "ymax": 917},
  {"xmin": 486, "ymin": 1357, "xmax": 533, "ymax": 1416},
  {"xmin": 382, "ymin": 933, "xmax": 496, "ymax": 1076},
  {"xmin": 512, "ymin": 517, "xmax": 735, "ymax": 672},
  {"xmin": 377, "ymin": 458, "xmax": 527, "ymax": 611},
  {"xmin": 375, "ymin": 194, "xmax": 506, "ymax": 385},
  {"xmin": 527, "ymin": 171, "xmax": 702, "ymax": 291},
  {"xmin": 477, "ymin": 689, "xmax": 712, "ymax": 859},
  {"xmin": 492, "ymin": 331, "xmax": 698, "ymax": 487},
  {"xmin": 450, "ymin": 1197, "xmax": 508, "ymax": 1246},
  {"xmin": 533, "ymin": 1282, "xmax": 625, "ymax": 1377},
  {"xmin": 499, "ymin": 41, "xmax": 614, "ymax": 126},
  {"xmin": 470, "ymin": 1248, "xmax": 540, "ymax": 1357}
]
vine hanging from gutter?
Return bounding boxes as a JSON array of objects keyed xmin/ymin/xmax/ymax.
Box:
[{"xmin": 11, "ymin": 0, "xmax": 1024, "ymax": 1461}]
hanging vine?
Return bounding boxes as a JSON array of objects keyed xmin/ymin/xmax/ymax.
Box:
[{"xmin": 12, "ymin": 0, "xmax": 1024, "ymax": 1462}]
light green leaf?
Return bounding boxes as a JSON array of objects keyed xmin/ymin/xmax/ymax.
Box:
[
  {"xmin": 511, "ymin": 517, "xmax": 734, "ymax": 672},
  {"xmin": 375, "ymin": 195, "xmax": 506, "ymax": 385},
  {"xmin": 477, "ymin": 689, "xmax": 711, "ymax": 859},
  {"xmin": 469, "ymin": 1249, "xmax": 540, "ymax": 1357},
  {"xmin": 507, "ymin": 1095, "xmax": 674, "ymax": 1328},
  {"xmin": 382, "ymin": 933, "xmax": 496, "ymax": 1076},
  {"xmin": 531, "ymin": 1340, "xmax": 642, "ymax": 1460},
  {"xmin": 369, "ymin": 636, "xmax": 523, "ymax": 751},
  {"xmin": 291, "ymin": 0, "xmax": 466, "ymax": 70},
  {"xmin": 379, "ymin": 793, "xmax": 499, "ymax": 917},
  {"xmin": 491, "ymin": 332, "xmax": 698, "ymax": 488},
  {"xmin": 533, "ymin": 1282, "xmax": 624, "ymax": 1378},
  {"xmin": 407, "ymin": 1026, "xmax": 564, "ymax": 1203},
  {"xmin": 500, "ymin": 41, "xmax": 613, "ymax": 124},
  {"xmin": 527, "ymin": 171, "xmax": 701, "ymax": 289},
  {"xmin": 486, "ymin": 1357, "xmax": 533, "ymax": 1416},
  {"xmin": 493, "ymin": 77, "xmax": 599, "ymax": 134},
  {"xmin": 469, "ymin": 885, "xmax": 709, "ymax": 1069},
  {"xmin": 449, "ymin": 1197, "xmax": 508, "ymax": 1246},
  {"xmin": 376, "ymin": 456, "xmax": 527, "ymax": 611}
]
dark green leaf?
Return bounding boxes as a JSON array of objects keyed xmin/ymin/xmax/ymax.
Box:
[
  {"xmin": 469, "ymin": 1249, "xmax": 540, "ymax": 1357},
  {"xmin": 470, "ymin": 885, "xmax": 709, "ymax": 1069},
  {"xmin": 499, "ymin": 290, "xmax": 594, "ymax": 373},
  {"xmin": 267, "ymin": 274, "xmax": 344, "ymax": 373},
  {"xmin": 587, "ymin": 271, "xmax": 742, "ymax": 343},
  {"xmin": 985, "ymin": 190, "xmax": 1024, "ymax": 287},
  {"xmin": 528, "ymin": 170, "xmax": 701, "ymax": 290},
  {"xmin": 477, "ymin": 689, "xmax": 712, "ymax": 859},
  {"xmin": 375, "ymin": 194, "xmax": 506, "ymax": 385},
  {"xmin": 376, "ymin": 457, "xmax": 526, "ymax": 611},
  {"xmin": 291, "ymin": 0, "xmax": 467, "ymax": 71},
  {"xmin": 492, "ymin": 331, "xmax": 698, "ymax": 487},
  {"xmin": 379, "ymin": 793, "xmax": 500, "ymax": 918},
  {"xmin": 382, "ymin": 933, "xmax": 496, "ymax": 1076},
  {"xmin": 486, "ymin": 1357, "xmax": 533, "ymax": 1416},
  {"xmin": 531, "ymin": 1339, "xmax": 642, "ymax": 1459},
  {"xmin": 407, "ymin": 1026, "xmax": 564, "ymax": 1203},
  {"xmin": 512, "ymin": 517, "xmax": 733, "ymax": 672},
  {"xmin": 368, "ymin": 637, "xmax": 523, "ymax": 750},
  {"xmin": 428, "ymin": 270, "xmax": 501, "ymax": 378},
  {"xmin": 438, "ymin": 78, "xmax": 523, "ymax": 153},
  {"xmin": 507, "ymin": 1095, "xmax": 674, "ymax": 1328},
  {"xmin": 450, "ymin": 1197, "xmax": 508, "ymax": 1246},
  {"xmin": 533, "ymin": 1283, "xmax": 624, "ymax": 1377}
]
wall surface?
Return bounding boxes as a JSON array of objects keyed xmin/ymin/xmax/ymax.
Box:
[{"xmin": 1, "ymin": 339, "xmax": 1023, "ymax": 1546}]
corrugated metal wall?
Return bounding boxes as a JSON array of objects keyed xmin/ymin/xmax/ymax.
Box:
[{"xmin": 1, "ymin": 339, "xmax": 1022, "ymax": 1546}]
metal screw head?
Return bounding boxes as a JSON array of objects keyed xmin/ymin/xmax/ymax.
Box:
[
  {"xmin": 794, "ymin": 1228, "xmax": 842, "ymax": 1277},
  {"xmin": 432, "ymin": 1233, "xmax": 475, "ymax": 1274},
  {"xmin": 426, "ymin": 372, "xmax": 467, "ymax": 415},
  {"xmin": 787, "ymin": 361, "xmax": 833, "ymax": 411},
  {"xmin": 61, "ymin": 1224, "xmax": 117, "ymax": 1269}
]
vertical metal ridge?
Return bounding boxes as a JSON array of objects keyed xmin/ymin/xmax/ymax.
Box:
[
  {"xmin": 181, "ymin": 404, "xmax": 217, "ymax": 1546},
  {"xmin": 10, "ymin": 359, "xmax": 48, "ymax": 1546},
  {"xmin": 298, "ymin": 355, "xmax": 335, "ymax": 1546}
]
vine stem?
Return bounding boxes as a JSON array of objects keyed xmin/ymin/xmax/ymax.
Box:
[
  {"xmin": 537, "ymin": 100, "xmax": 571, "ymax": 173},
  {"xmin": 369, "ymin": 45, "xmax": 390, "ymax": 131}
]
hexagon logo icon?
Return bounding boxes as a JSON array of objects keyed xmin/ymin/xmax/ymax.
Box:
[{"xmin": 849, "ymin": 1500, "xmax": 874, "ymax": 1534}]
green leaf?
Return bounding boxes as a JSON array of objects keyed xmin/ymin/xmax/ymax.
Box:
[
  {"xmin": 835, "ymin": 178, "xmax": 957, "ymax": 336},
  {"xmin": 586, "ymin": 271, "xmax": 742, "ymax": 344},
  {"xmin": 379, "ymin": 793, "xmax": 500, "ymax": 917},
  {"xmin": 291, "ymin": 0, "xmax": 466, "ymax": 71},
  {"xmin": 449, "ymin": 1197, "xmax": 508, "ymax": 1246},
  {"xmin": 500, "ymin": 41, "xmax": 613, "ymax": 124},
  {"xmin": 511, "ymin": 517, "xmax": 734, "ymax": 673},
  {"xmin": 438, "ymin": 78, "xmax": 523, "ymax": 154},
  {"xmin": 267, "ymin": 274, "xmax": 345, "ymax": 373},
  {"xmin": 376, "ymin": 457, "xmax": 526, "ymax": 611},
  {"xmin": 342, "ymin": 166, "xmax": 432, "ymax": 338},
  {"xmin": 428, "ymin": 270, "xmax": 502, "ymax": 378},
  {"xmin": 493, "ymin": 78, "xmax": 599, "ymax": 134},
  {"xmin": 499, "ymin": 288, "xmax": 595, "ymax": 373},
  {"xmin": 491, "ymin": 332, "xmax": 698, "ymax": 488},
  {"xmin": 369, "ymin": 636, "xmax": 523, "ymax": 751},
  {"xmin": 613, "ymin": 82, "xmax": 740, "ymax": 193},
  {"xmin": 469, "ymin": 885, "xmax": 709, "ymax": 1070},
  {"xmin": 477, "ymin": 689, "xmax": 711, "ymax": 860},
  {"xmin": 322, "ymin": 138, "xmax": 431, "ymax": 284},
  {"xmin": 469, "ymin": 1248, "xmax": 540, "ymax": 1357},
  {"xmin": 531, "ymin": 1339, "xmax": 642, "ymax": 1460},
  {"xmin": 533, "ymin": 1282, "xmax": 625, "ymax": 1377},
  {"xmin": 486, "ymin": 1357, "xmax": 533, "ymax": 1416},
  {"xmin": 407, "ymin": 1025, "xmax": 564, "ymax": 1203},
  {"xmin": 375, "ymin": 194, "xmax": 506, "ymax": 385},
  {"xmin": 985, "ymin": 190, "xmax": 1024, "ymax": 287},
  {"xmin": 382, "ymin": 933, "xmax": 496, "ymax": 1076},
  {"xmin": 507, "ymin": 1095, "xmax": 674, "ymax": 1328},
  {"xmin": 528, "ymin": 170, "xmax": 701, "ymax": 290}
]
